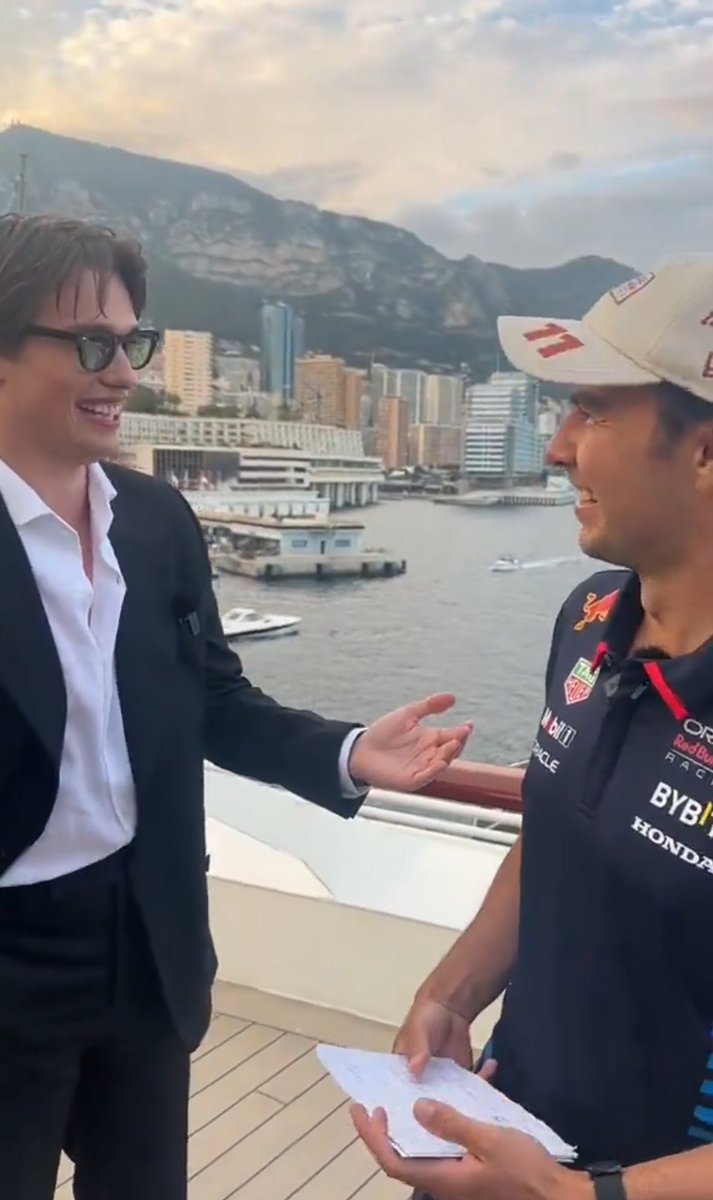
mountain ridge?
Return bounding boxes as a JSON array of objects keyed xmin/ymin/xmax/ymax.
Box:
[{"xmin": 0, "ymin": 124, "xmax": 634, "ymax": 375}]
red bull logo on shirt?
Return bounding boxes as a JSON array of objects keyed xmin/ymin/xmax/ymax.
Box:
[{"xmin": 573, "ymin": 589, "xmax": 620, "ymax": 632}]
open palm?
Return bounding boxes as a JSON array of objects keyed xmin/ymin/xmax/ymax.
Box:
[{"xmin": 349, "ymin": 693, "xmax": 473, "ymax": 793}]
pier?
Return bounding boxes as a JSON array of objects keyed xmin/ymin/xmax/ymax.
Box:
[
  {"xmin": 433, "ymin": 490, "xmax": 571, "ymax": 508},
  {"xmin": 433, "ymin": 478, "xmax": 575, "ymax": 509},
  {"xmin": 199, "ymin": 511, "xmax": 406, "ymax": 581}
]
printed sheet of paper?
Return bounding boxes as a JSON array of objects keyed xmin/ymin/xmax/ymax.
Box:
[{"xmin": 317, "ymin": 1045, "xmax": 577, "ymax": 1161}]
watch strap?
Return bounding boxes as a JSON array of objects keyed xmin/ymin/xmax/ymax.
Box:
[{"xmin": 589, "ymin": 1169, "xmax": 627, "ymax": 1200}]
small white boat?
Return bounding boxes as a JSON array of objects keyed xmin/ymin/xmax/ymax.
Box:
[
  {"xmin": 221, "ymin": 606, "xmax": 301, "ymax": 641},
  {"xmin": 490, "ymin": 554, "xmax": 522, "ymax": 573}
]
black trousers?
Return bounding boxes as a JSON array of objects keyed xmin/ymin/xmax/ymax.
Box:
[{"xmin": 0, "ymin": 849, "xmax": 190, "ymax": 1200}]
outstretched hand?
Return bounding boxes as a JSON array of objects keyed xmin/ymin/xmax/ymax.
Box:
[
  {"xmin": 351, "ymin": 1096, "xmax": 581, "ymax": 1200},
  {"xmin": 349, "ymin": 693, "xmax": 473, "ymax": 793}
]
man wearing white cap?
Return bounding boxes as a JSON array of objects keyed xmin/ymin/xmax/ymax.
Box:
[{"xmin": 353, "ymin": 257, "xmax": 713, "ymax": 1200}]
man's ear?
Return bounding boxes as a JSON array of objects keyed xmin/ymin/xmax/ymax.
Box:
[{"xmin": 693, "ymin": 423, "xmax": 713, "ymax": 491}]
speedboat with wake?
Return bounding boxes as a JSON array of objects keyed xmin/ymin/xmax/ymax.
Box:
[
  {"xmin": 490, "ymin": 553, "xmax": 585, "ymax": 574},
  {"xmin": 490, "ymin": 554, "xmax": 521, "ymax": 573}
]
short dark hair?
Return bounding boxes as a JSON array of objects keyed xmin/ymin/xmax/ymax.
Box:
[
  {"xmin": 655, "ymin": 381, "xmax": 713, "ymax": 442},
  {"xmin": 0, "ymin": 213, "xmax": 147, "ymax": 352}
]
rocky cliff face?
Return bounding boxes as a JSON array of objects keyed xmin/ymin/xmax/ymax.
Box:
[{"xmin": 0, "ymin": 124, "xmax": 633, "ymax": 374}]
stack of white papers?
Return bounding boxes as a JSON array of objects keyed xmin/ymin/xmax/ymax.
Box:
[{"xmin": 317, "ymin": 1045, "xmax": 577, "ymax": 1162}]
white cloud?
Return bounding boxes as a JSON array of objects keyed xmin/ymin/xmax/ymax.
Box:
[
  {"xmin": 399, "ymin": 148, "xmax": 713, "ymax": 268},
  {"xmin": 0, "ymin": 0, "xmax": 711, "ymax": 266}
]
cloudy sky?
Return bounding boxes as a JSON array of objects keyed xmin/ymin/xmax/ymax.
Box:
[{"xmin": 1, "ymin": 0, "xmax": 711, "ymax": 268}]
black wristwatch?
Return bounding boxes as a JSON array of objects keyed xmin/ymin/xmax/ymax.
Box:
[{"xmin": 586, "ymin": 1161, "xmax": 627, "ymax": 1199}]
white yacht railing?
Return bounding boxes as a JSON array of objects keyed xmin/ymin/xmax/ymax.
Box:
[{"xmin": 361, "ymin": 789, "xmax": 520, "ymax": 846}]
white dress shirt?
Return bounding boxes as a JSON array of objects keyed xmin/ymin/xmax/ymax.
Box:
[
  {"xmin": 0, "ymin": 460, "xmax": 136, "ymax": 886},
  {"xmin": 0, "ymin": 461, "xmax": 365, "ymax": 887}
]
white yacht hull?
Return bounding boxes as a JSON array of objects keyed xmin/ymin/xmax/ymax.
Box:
[
  {"xmin": 220, "ymin": 605, "xmax": 302, "ymax": 641},
  {"xmin": 223, "ymin": 619, "xmax": 301, "ymax": 641}
]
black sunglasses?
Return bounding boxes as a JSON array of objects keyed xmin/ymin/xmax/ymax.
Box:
[{"xmin": 24, "ymin": 325, "xmax": 161, "ymax": 373}]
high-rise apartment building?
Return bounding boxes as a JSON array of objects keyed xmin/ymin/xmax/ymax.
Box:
[
  {"xmin": 260, "ymin": 302, "xmax": 305, "ymax": 403},
  {"xmin": 344, "ymin": 368, "xmax": 366, "ymax": 430},
  {"xmin": 377, "ymin": 396, "xmax": 409, "ymax": 471},
  {"xmin": 163, "ymin": 330, "xmax": 214, "ymax": 416},
  {"xmin": 396, "ymin": 370, "xmax": 427, "ymax": 425},
  {"xmin": 368, "ymin": 364, "xmax": 396, "ymax": 430},
  {"xmin": 464, "ymin": 371, "xmax": 539, "ymax": 425},
  {"xmin": 463, "ymin": 371, "xmax": 543, "ymax": 483},
  {"xmin": 423, "ymin": 373, "xmax": 464, "ymax": 426},
  {"xmin": 295, "ymin": 355, "xmax": 345, "ymax": 425},
  {"xmin": 371, "ymin": 364, "xmax": 462, "ymax": 427},
  {"xmin": 370, "ymin": 364, "xmax": 399, "ymax": 402},
  {"xmin": 295, "ymin": 357, "xmax": 367, "ymax": 429},
  {"xmin": 408, "ymin": 424, "xmax": 462, "ymax": 468}
]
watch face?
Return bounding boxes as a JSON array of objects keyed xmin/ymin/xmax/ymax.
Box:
[{"xmin": 589, "ymin": 1161, "xmax": 622, "ymax": 1177}]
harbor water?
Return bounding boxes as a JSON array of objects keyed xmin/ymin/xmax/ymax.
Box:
[{"xmin": 215, "ymin": 499, "xmax": 601, "ymax": 766}]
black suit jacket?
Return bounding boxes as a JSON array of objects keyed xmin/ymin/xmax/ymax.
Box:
[{"xmin": 0, "ymin": 464, "xmax": 363, "ymax": 1048}]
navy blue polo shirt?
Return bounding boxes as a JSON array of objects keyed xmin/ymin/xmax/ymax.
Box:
[{"xmin": 490, "ymin": 569, "xmax": 713, "ymax": 1167}]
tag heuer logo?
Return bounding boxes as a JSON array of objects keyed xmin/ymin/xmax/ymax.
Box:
[{"xmin": 564, "ymin": 657, "xmax": 600, "ymax": 705}]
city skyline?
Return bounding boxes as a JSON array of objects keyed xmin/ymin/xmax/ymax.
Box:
[
  {"xmin": 0, "ymin": 1, "xmax": 710, "ymax": 270},
  {"xmin": 143, "ymin": 322, "xmax": 552, "ymax": 479}
]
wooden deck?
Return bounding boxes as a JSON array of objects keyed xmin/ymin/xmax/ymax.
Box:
[{"xmin": 54, "ymin": 981, "xmax": 409, "ymax": 1200}]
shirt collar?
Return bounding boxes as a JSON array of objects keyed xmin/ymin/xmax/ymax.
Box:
[
  {"xmin": 595, "ymin": 572, "xmax": 713, "ymax": 719},
  {"xmin": 87, "ymin": 463, "xmax": 117, "ymax": 540},
  {"xmin": 0, "ymin": 459, "xmax": 116, "ymax": 533}
]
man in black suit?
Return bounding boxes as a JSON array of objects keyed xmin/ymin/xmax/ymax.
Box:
[{"xmin": 0, "ymin": 213, "xmax": 472, "ymax": 1200}]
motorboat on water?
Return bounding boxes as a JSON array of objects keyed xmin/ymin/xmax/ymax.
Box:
[
  {"xmin": 490, "ymin": 552, "xmax": 586, "ymax": 574},
  {"xmin": 221, "ymin": 606, "xmax": 301, "ymax": 641},
  {"xmin": 490, "ymin": 553, "xmax": 522, "ymax": 573}
]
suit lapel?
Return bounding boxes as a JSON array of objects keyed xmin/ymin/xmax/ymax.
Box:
[
  {"xmin": 108, "ymin": 477, "xmax": 174, "ymax": 801},
  {"xmin": 0, "ymin": 495, "xmax": 66, "ymax": 764},
  {"xmin": 0, "ymin": 468, "xmax": 176, "ymax": 800}
]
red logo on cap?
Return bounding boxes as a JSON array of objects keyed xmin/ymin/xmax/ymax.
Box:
[
  {"xmin": 523, "ymin": 322, "xmax": 585, "ymax": 359},
  {"xmin": 703, "ymin": 353, "xmax": 713, "ymax": 379}
]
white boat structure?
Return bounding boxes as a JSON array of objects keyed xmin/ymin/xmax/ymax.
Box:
[{"xmin": 220, "ymin": 605, "xmax": 301, "ymax": 641}]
